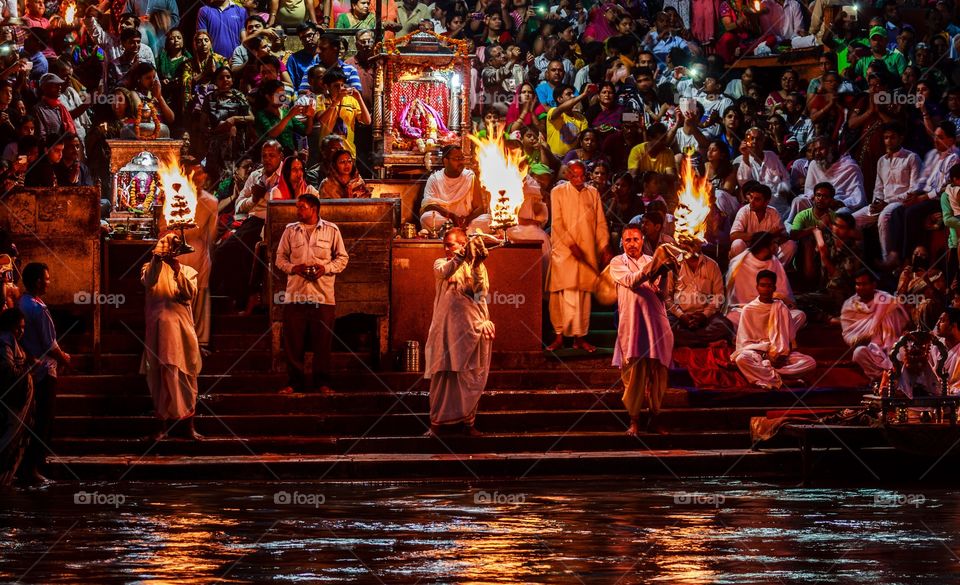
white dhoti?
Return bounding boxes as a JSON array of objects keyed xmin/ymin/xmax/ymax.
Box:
[
  {"xmin": 147, "ymin": 363, "xmax": 199, "ymax": 419},
  {"xmin": 549, "ymin": 289, "xmax": 591, "ymax": 337},
  {"xmin": 852, "ymin": 343, "xmax": 894, "ymax": 380},
  {"xmin": 734, "ymin": 349, "xmax": 817, "ymax": 389},
  {"xmin": 727, "ymin": 306, "xmax": 807, "ymax": 339},
  {"xmin": 428, "ymin": 344, "xmax": 491, "ymax": 425}
]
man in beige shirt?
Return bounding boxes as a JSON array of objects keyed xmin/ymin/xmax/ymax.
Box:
[{"xmin": 666, "ymin": 250, "xmax": 733, "ymax": 347}]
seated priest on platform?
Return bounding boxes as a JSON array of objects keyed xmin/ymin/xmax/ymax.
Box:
[
  {"xmin": 729, "ymin": 181, "xmax": 796, "ymax": 265},
  {"xmin": 725, "ymin": 231, "xmax": 806, "ymax": 337},
  {"xmin": 419, "ymin": 145, "xmax": 492, "ymax": 233},
  {"xmin": 731, "ymin": 270, "xmax": 817, "ymax": 390},
  {"xmin": 840, "ymin": 270, "xmax": 910, "ymax": 382},
  {"xmin": 665, "ymin": 244, "xmax": 733, "ymax": 347}
]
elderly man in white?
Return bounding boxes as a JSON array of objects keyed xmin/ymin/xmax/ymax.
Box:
[
  {"xmin": 789, "ymin": 136, "xmax": 866, "ymax": 223},
  {"xmin": 419, "ymin": 145, "xmax": 492, "ymax": 233},
  {"xmin": 841, "ymin": 270, "xmax": 909, "ymax": 382},
  {"xmin": 275, "ymin": 193, "xmax": 349, "ymax": 395}
]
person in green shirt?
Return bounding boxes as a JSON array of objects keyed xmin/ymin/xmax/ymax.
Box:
[
  {"xmin": 854, "ymin": 26, "xmax": 907, "ymax": 82},
  {"xmin": 791, "ymin": 182, "xmax": 837, "ymax": 287}
]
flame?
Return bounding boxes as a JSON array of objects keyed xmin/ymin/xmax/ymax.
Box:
[
  {"xmin": 64, "ymin": 2, "xmax": 76, "ymax": 24},
  {"xmin": 467, "ymin": 124, "xmax": 527, "ymax": 230},
  {"xmin": 158, "ymin": 159, "xmax": 198, "ymax": 229},
  {"xmin": 674, "ymin": 152, "xmax": 712, "ymax": 245}
]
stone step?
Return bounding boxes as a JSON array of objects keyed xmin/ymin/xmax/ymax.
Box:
[
  {"xmin": 51, "ymin": 406, "xmax": 826, "ymax": 438},
  {"xmin": 54, "ymin": 387, "xmax": 869, "ymax": 416},
  {"xmin": 45, "ymin": 448, "xmax": 803, "ymax": 480},
  {"xmin": 51, "ymin": 430, "xmax": 765, "ymax": 456}
]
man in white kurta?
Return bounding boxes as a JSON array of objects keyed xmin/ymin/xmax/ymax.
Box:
[
  {"xmin": 178, "ymin": 183, "xmax": 218, "ymax": 349},
  {"xmin": 735, "ymin": 129, "xmax": 792, "ymax": 214},
  {"xmin": 141, "ymin": 233, "xmax": 202, "ymax": 440},
  {"xmin": 419, "ymin": 146, "xmax": 492, "ymax": 233},
  {"xmin": 935, "ymin": 309, "xmax": 960, "ymax": 394},
  {"xmin": 547, "ymin": 160, "xmax": 612, "ymax": 351},
  {"xmin": 725, "ymin": 232, "xmax": 806, "ymax": 336},
  {"xmin": 610, "ymin": 225, "xmax": 676, "ymax": 435},
  {"xmin": 840, "ymin": 272, "xmax": 909, "ymax": 381},
  {"xmin": 424, "ymin": 228, "xmax": 496, "ymax": 435},
  {"xmin": 732, "ymin": 270, "xmax": 816, "ymax": 389}
]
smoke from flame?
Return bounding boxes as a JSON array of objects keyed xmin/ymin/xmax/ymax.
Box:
[
  {"xmin": 674, "ymin": 153, "xmax": 712, "ymax": 245},
  {"xmin": 467, "ymin": 125, "xmax": 527, "ymax": 230}
]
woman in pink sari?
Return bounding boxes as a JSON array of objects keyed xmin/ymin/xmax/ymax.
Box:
[
  {"xmin": 583, "ymin": 3, "xmax": 620, "ymax": 43},
  {"xmin": 506, "ymin": 82, "xmax": 547, "ymax": 135}
]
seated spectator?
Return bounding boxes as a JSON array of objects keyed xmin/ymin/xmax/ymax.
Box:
[
  {"xmin": 729, "ymin": 181, "xmax": 795, "ymax": 265},
  {"xmin": 795, "ymin": 212, "xmax": 864, "ymax": 322},
  {"xmin": 726, "ymin": 231, "xmax": 806, "ymax": 336},
  {"xmin": 319, "ymin": 150, "xmax": 370, "ymax": 198},
  {"xmin": 506, "ymin": 82, "xmax": 547, "ymax": 135},
  {"xmin": 841, "ymin": 270, "xmax": 909, "ymax": 382},
  {"xmin": 666, "ymin": 247, "xmax": 733, "ymax": 347},
  {"xmin": 545, "ymin": 83, "xmax": 593, "ymax": 158},
  {"xmin": 790, "ymin": 183, "xmax": 837, "ymax": 288},
  {"xmin": 271, "ymin": 155, "xmax": 319, "ymax": 202},
  {"xmin": 732, "ymin": 270, "xmax": 816, "ymax": 389},
  {"xmin": 628, "ymin": 122, "xmax": 676, "ymax": 176},
  {"xmin": 735, "ymin": 127, "xmax": 791, "ymax": 216},
  {"xmin": 314, "ymin": 68, "xmax": 370, "ymax": 158},
  {"xmin": 53, "ymin": 133, "xmax": 94, "ymax": 187},
  {"xmin": 252, "ymin": 79, "xmax": 311, "ymax": 156},
  {"xmin": 790, "ymin": 136, "xmax": 866, "ymax": 222}
]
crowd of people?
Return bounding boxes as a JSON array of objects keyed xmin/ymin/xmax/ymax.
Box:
[{"xmin": 8, "ymin": 0, "xmax": 960, "ymax": 467}]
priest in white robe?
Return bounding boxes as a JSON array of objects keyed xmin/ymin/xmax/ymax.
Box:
[
  {"xmin": 419, "ymin": 145, "xmax": 492, "ymax": 233},
  {"xmin": 141, "ymin": 233, "xmax": 202, "ymax": 440},
  {"xmin": 610, "ymin": 225, "xmax": 676, "ymax": 435},
  {"xmin": 725, "ymin": 231, "xmax": 806, "ymax": 336},
  {"xmin": 840, "ymin": 271, "xmax": 909, "ymax": 381},
  {"xmin": 424, "ymin": 228, "xmax": 496, "ymax": 436},
  {"xmin": 547, "ymin": 160, "xmax": 612, "ymax": 352},
  {"xmin": 732, "ymin": 270, "xmax": 816, "ymax": 389},
  {"xmin": 177, "ymin": 168, "xmax": 218, "ymax": 350}
]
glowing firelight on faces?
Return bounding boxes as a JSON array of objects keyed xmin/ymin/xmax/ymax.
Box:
[
  {"xmin": 468, "ymin": 125, "xmax": 528, "ymax": 230},
  {"xmin": 674, "ymin": 151, "xmax": 712, "ymax": 245},
  {"xmin": 158, "ymin": 159, "xmax": 198, "ymax": 229}
]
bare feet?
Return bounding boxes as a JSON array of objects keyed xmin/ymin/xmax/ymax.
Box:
[
  {"xmin": 463, "ymin": 425, "xmax": 482, "ymax": 437},
  {"xmin": 200, "ymin": 347, "xmax": 212, "ymax": 358},
  {"xmin": 573, "ymin": 338, "xmax": 597, "ymax": 353},
  {"xmin": 626, "ymin": 419, "xmax": 640, "ymax": 437},
  {"xmin": 545, "ymin": 335, "xmax": 564, "ymax": 351},
  {"xmin": 423, "ymin": 424, "xmax": 441, "ymax": 438}
]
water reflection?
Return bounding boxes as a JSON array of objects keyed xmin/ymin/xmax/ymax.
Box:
[{"xmin": 0, "ymin": 480, "xmax": 958, "ymax": 584}]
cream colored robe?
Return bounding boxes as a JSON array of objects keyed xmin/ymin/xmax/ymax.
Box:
[
  {"xmin": 732, "ymin": 298, "xmax": 816, "ymax": 389},
  {"xmin": 140, "ymin": 258, "xmax": 202, "ymax": 420},
  {"xmin": 841, "ymin": 291, "xmax": 909, "ymax": 380},
  {"xmin": 424, "ymin": 255, "xmax": 492, "ymax": 426},
  {"xmin": 725, "ymin": 249, "xmax": 806, "ymax": 337},
  {"xmin": 548, "ymin": 180, "xmax": 610, "ymax": 292},
  {"xmin": 178, "ymin": 190, "xmax": 218, "ymax": 345}
]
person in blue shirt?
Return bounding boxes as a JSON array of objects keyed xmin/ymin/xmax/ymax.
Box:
[{"xmin": 17, "ymin": 262, "xmax": 70, "ymax": 485}]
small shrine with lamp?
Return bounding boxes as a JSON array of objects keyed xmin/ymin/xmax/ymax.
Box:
[
  {"xmin": 105, "ymin": 139, "xmax": 185, "ymax": 238},
  {"xmin": 372, "ymin": 30, "xmax": 472, "ymax": 177}
]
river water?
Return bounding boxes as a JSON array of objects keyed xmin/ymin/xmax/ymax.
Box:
[{"xmin": 1, "ymin": 479, "xmax": 957, "ymax": 584}]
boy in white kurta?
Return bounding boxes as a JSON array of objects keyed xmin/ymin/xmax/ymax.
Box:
[
  {"xmin": 610, "ymin": 225, "xmax": 677, "ymax": 435},
  {"xmin": 726, "ymin": 231, "xmax": 806, "ymax": 336},
  {"xmin": 732, "ymin": 270, "xmax": 816, "ymax": 389},
  {"xmin": 424, "ymin": 228, "xmax": 496, "ymax": 435},
  {"xmin": 840, "ymin": 271, "xmax": 909, "ymax": 381},
  {"xmin": 141, "ymin": 233, "xmax": 202, "ymax": 440}
]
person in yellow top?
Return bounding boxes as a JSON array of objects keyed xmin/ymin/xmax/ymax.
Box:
[
  {"xmin": 628, "ymin": 122, "xmax": 676, "ymax": 176},
  {"xmin": 313, "ymin": 68, "xmax": 371, "ymax": 158},
  {"xmin": 546, "ymin": 83, "xmax": 597, "ymax": 159}
]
